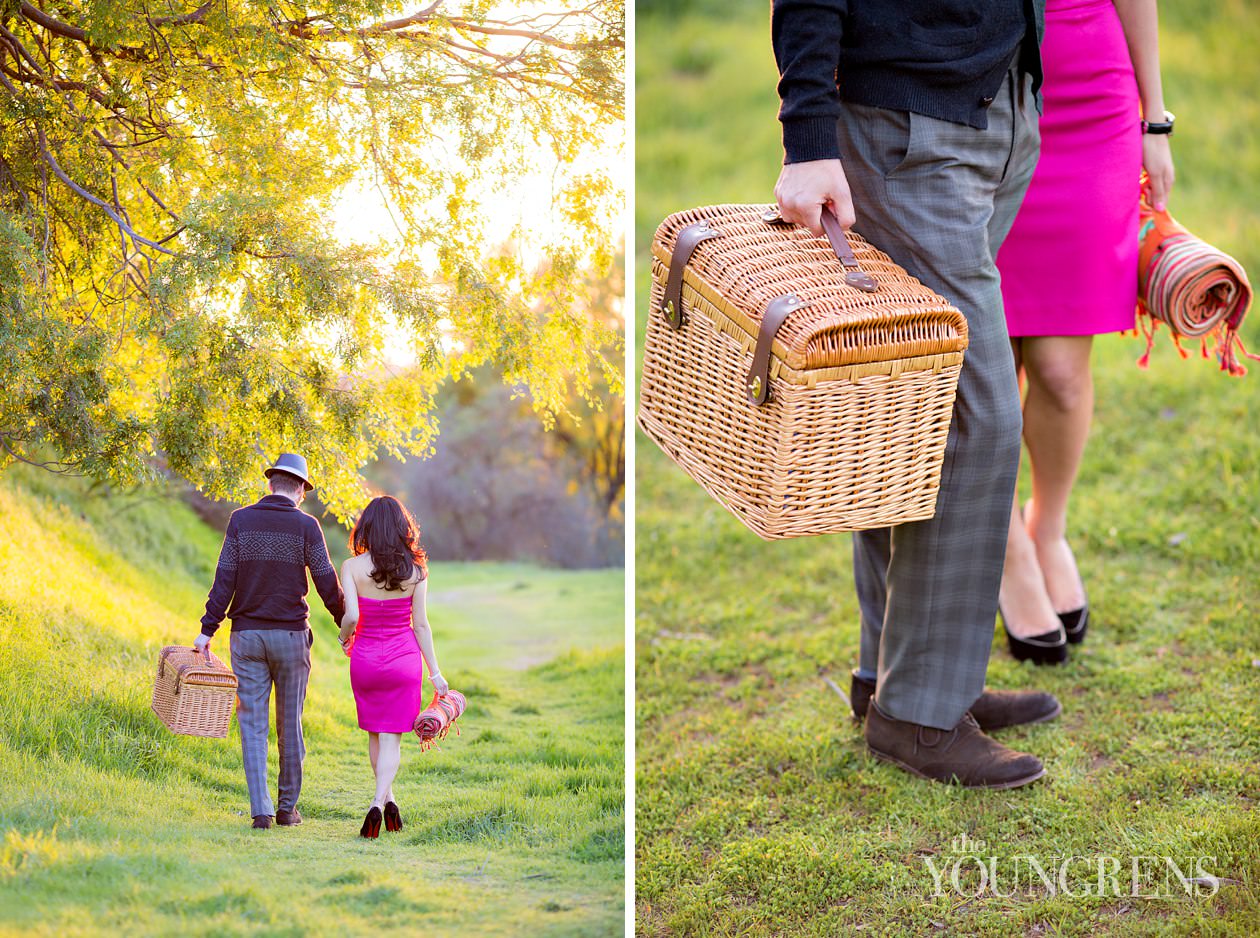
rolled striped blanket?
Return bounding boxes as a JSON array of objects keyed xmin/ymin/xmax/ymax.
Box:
[
  {"xmin": 1137, "ymin": 203, "xmax": 1255, "ymax": 375},
  {"xmin": 413, "ymin": 689, "xmax": 467, "ymax": 750}
]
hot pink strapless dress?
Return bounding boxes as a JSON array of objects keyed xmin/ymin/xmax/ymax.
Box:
[
  {"xmin": 349, "ymin": 596, "xmax": 425, "ymax": 733},
  {"xmin": 997, "ymin": 0, "xmax": 1142, "ymax": 336}
]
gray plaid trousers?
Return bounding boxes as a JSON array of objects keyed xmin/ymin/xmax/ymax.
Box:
[
  {"xmin": 230, "ymin": 629, "xmax": 311, "ymax": 817},
  {"xmin": 838, "ymin": 64, "xmax": 1041, "ymax": 729}
]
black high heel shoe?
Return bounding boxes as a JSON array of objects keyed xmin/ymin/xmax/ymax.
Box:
[
  {"xmin": 360, "ymin": 806, "xmax": 382, "ymax": 839},
  {"xmin": 1000, "ymin": 607, "xmax": 1069, "ymax": 665},
  {"xmin": 1059, "ymin": 606, "xmax": 1089, "ymax": 644},
  {"xmin": 383, "ymin": 801, "xmax": 403, "ymax": 833}
]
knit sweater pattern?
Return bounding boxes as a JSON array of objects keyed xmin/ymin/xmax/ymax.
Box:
[{"xmin": 200, "ymin": 494, "xmax": 346, "ymax": 636}]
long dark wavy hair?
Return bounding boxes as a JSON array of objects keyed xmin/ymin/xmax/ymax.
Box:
[{"xmin": 349, "ymin": 496, "xmax": 428, "ymax": 591}]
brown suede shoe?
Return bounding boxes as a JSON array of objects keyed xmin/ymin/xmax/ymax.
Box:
[
  {"xmin": 864, "ymin": 702, "xmax": 1046, "ymax": 789},
  {"xmin": 276, "ymin": 808, "xmax": 302, "ymax": 826},
  {"xmin": 969, "ymin": 689, "xmax": 1062, "ymax": 730},
  {"xmin": 849, "ymin": 671, "xmax": 1061, "ymax": 731},
  {"xmin": 252, "ymin": 815, "xmax": 274, "ymax": 830}
]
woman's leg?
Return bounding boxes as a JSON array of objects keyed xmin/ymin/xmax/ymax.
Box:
[
  {"xmin": 367, "ymin": 732, "xmax": 397, "ymax": 803},
  {"xmin": 999, "ymin": 338, "xmax": 1064, "ymax": 638},
  {"xmin": 1000, "ymin": 492, "xmax": 1063, "ymax": 637},
  {"xmin": 372, "ymin": 733, "xmax": 402, "ymax": 808},
  {"xmin": 1020, "ymin": 334, "xmax": 1093, "ymax": 612}
]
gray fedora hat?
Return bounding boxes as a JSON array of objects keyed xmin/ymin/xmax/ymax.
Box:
[{"xmin": 264, "ymin": 452, "xmax": 314, "ymax": 491}]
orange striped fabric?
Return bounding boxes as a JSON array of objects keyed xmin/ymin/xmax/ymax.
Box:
[
  {"xmin": 413, "ymin": 689, "xmax": 467, "ymax": 750},
  {"xmin": 1137, "ymin": 204, "xmax": 1255, "ymax": 375}
]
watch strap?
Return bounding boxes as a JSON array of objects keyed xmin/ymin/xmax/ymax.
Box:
[{"xmin": 1142, "ymin": 110, "xmax": 1175, "ymax": 135}]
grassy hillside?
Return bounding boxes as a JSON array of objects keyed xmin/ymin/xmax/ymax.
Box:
[
  {"xmin": 635, "ymin": 1, "xmax": 1260, "ymax": 935},
  {"xmin": 0, "ymin": 466, "xmax": 624, "ymax": 937}
]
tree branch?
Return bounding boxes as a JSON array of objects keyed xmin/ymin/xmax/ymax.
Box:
[
  {"xmin": 149, "ymin": 1, "xmax": 215, "ymax": 28},
  {"xmin": 91, "ymin": 129, "xmax": 182, "ymax": 222},
  {"xmin": 293, "ymin": 1, "xmax": 444, "ymax": 38},
  {"xmin": 447, "ymin": 17, "xmax": 624, "ymax": 52},
  {"xmin": 0, "ymin": 435, "xmax": 82, "ymax": 475},
  {"xmin": 37, "ymin": 127, "xmax": 180, "ymax": 256},
  {"xmin": 18, "ymin": 2, "xmax": 90, "ymax": 44},
  {"xmin": 19, "ymin": 2, "xmax": 151, "ymax": 60}
]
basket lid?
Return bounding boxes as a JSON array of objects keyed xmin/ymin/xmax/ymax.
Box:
[
  {"xmin": 160, "ymin": 645, "xmax": 238, "ymax": 688},
  {"xmin": 652, "ymin": 204, "xmax": 968, "ymax": 370}
]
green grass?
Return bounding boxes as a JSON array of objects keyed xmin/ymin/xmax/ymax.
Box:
[
  {"xmin": 635, "ymin": 2, "xmax": 1260, "ymax": 934},
  {"xmin": 0, "ymin": 466, "xmax": 624, "ymax": 937}
]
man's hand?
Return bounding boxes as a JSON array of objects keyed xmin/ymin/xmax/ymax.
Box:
[
  {"xmin": 193, "ymin": 633, "xmax": 211, "ymax": 656},
  {"xmin": 774, "ymin": 159, "xmax": 855, "ymax": 236}
]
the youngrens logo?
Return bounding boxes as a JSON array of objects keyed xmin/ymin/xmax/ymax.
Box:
[{"xmin": 925, "ymin": 834, "xmax": 1219, "ymax": 899}]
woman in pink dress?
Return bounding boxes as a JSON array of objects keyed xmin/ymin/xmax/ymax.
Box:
[
  {"xmin": 337, "ymin": 496, "xmax": 450, "ymax": 837},
  {"xmin": 995, "ymin": 0, "xmax": 1174, "ymax": 663}
]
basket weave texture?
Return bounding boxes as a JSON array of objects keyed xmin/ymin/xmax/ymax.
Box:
[
  {"xmin": 151, "ymin": 645, "xmax": 238, "ymax": 738},
  {"xmin": 638, "ymin": 204, "xmax": 969, "ymax": 539}
]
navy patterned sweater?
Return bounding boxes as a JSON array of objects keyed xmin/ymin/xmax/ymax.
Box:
[
  {"xmin": 200, "ymin": 494, "xmax": 346, "ymax": 636},
  {"xmin": 772, "ymin": 0, "xmax": 1045, "ymax": 163}
]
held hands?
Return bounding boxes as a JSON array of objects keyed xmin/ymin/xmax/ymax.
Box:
[
  {"xmin": 338, "ymin": 630, "xmax": 355, "ymax": 657},
  {"xmin": 1142, "ymin": 134, "xmax": 1175, "ymax": 213},
  {"xmin": 774, "ymin": 159, "xmax": 856, "ymax": 236}
]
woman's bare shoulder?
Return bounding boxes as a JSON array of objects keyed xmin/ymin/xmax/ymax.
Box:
[{"xmin": 342, "ymin": 553, "xmax": 372, "ymax": 582}]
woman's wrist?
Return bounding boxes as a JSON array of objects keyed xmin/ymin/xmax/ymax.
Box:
[{"xmin": 1141, "ymin": 109, "xmax": 1174, "ymax": 135}]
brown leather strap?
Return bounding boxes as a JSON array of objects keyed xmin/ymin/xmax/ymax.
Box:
[
  {"xmin": 819, "ymin": 207, "xmax": 878, "ymax": 293},
  {"xmin": 746, "ymin": 293, "xmax": 807, "ymax": 405},
  {"xmin": 660, "ymin": 221, "xmax": 720, "ymax": 329},
  {"xmin": 762, "ymin": 205, "xmax": 878, "ymax": 293}
]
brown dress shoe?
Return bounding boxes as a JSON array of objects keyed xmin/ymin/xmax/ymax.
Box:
[
  {"xmin": 252, "ymin": 815, "xmax": 274, "ymax": 829},
  {"xmin": 849, "ymin": 671, "xmax": 1061, "ymax": 731},
  {"xmin": 276, "ymin": 808, "xmax": 302, "ymax": 826},
  {"xmin": 969, "ymin": 689, "xmax": 1061, "ymax": 730},
  {"xmin": 864, "ymin": 702, "xmax": 1046, "ymax": 789}
]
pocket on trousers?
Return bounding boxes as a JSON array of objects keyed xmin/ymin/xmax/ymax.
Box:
[
  {"xmin": 230, "ymin": 629, "xmax": 258, "ymax": 661},
  {"xmin": 840, "ymin": 103, "xmax": 918, "ymax": 180}
]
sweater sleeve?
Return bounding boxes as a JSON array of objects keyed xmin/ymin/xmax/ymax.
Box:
[
  {"xmin": 771, "ymin": 0, "xmax": 848, "ymax": 163},
  {"xmin": 305, "ymin": 520, "xmax": 346, "ymax": 627},
  {"xmin": 200, "ymin": 518, "xmax": 239, "ymax": 636}
]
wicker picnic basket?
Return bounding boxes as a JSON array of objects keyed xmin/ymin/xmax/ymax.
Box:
[
  {"xmin": 151, "ymin": 646, "xmax": 237, "ymax": 738},
  {"xmin": 638, "ymin": 204, "xmax": 969, "ymax": 539}
]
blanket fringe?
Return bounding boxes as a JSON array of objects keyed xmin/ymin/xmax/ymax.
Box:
[
  {"xmin": 1218, "ymin": 325, "xmax": 1260, "ymax": 377},
  {"xmin": 1133, "ymin": 309, "xmax": 1259, "ymax": 377}
]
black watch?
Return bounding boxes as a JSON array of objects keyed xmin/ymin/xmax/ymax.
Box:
[{"xmin": 1141, "ymin": 110, "xmax": 1175, "ymax": 135}]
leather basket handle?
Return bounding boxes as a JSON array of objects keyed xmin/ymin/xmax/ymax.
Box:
[
  {"xmin": 660, "ymin": 221, "xmax": 721, "ymax": 329},
  {"xmin": 746, "ymin": 294, "xmax": 807, "ymax": 405},
  {"xmin": 763, "ymin": 206, "xmax": 878, "ymax": 293}
]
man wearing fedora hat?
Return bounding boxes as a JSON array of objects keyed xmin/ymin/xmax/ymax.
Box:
[{"xmin": 195, "ymin": 453, "xmax": 345, "ymax": 829}]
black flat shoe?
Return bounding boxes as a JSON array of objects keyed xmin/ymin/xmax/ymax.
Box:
[
  {"xmin": 360, "ymin": 806, "xmax": 382, "ymax": 839},
  {"xmin": 1059, "ymin": 605, "xmax": 1089, "ymax": 644},
  {"xmin": 1000, "ymin": 607, "xmax": 1069, "ymax": 665},
  {"xmin": 383, "ymin": 801, "xmax": 402, "ymax": 833}
]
